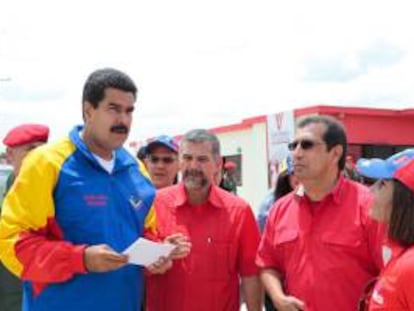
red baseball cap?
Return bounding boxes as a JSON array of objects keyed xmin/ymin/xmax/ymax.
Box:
[
  {"xmin": 395, "ymin": 158, "xmax": 414, "ymax": 192},
  {"xmin": 3, "ymin": 124, "xmax": 50, "ymax": 147},
  {"xmin": 224, "ymin": 161, "xmax": 237, "ymax": 170}
]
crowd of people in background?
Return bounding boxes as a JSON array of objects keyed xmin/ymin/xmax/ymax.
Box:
[{"xmin": 1, "ymin": 67, "xmax": 414, "ymax": 311}]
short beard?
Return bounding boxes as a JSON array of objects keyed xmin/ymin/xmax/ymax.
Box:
[{"xmin": 183, "ymin": 169, "xmax": 208, "ymax": 190}]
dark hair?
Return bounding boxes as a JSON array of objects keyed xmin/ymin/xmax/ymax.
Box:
[
  {"xmin": 82, "ymin": 68, "xmax": 137, "ymax": 117},
  {"xmin": 297, "ymin": 115, "xmax": 347, "ymax": 170},
  {"xmin": 389, "ymin": 180, "xmax": 414, "ymax": 247},
  {"xmin": 181, "ymin": 129, "xmax": 221, "ymax": 160},
  {"xmin": 136, "ymin": 145, "xmax": 147, "ymax": 161},
  {"xmin": 273, "ymin": 171, "xmax": 294, "ymax": 201}
]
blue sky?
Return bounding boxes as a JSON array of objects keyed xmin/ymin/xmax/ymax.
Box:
[{"xmin": 1, "ymin": 0, "xmax": 413, "ymax": 151}]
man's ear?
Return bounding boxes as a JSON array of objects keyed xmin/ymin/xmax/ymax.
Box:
[
  {"xmin": 83, "ymin": 101, "xmax": 93, "ymax": 121},
  {"xmin": 6, "ymin": 147, "xmax": 14, "ymax": 164},
  {"xmin": 217, "ymin": 156, "xmax": 223, "ymax": 171},
  {"xmin": 332, "ymin": 144, "xmax": 343, "ymax": 164}
]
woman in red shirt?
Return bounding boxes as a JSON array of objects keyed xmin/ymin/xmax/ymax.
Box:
[{"xmin": 357, "ymin": 148, "xmax": 414, "ymax": 310}]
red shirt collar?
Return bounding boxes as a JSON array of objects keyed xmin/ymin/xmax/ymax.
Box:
[
  {"xmin": 295, "ymin": 174, "xmax": 345, "ymax": 205},
  {"xmin": 172, "ymin": 182, "xmax": 225, "ymax": 208}
]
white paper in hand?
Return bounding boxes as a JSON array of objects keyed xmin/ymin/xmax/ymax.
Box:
[{"xmin": 123, "ymin": 237, "xmax": 176, "ymax": 267}]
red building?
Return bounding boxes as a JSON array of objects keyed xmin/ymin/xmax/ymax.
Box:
[
  {"xmin": 294, "ymin": 106, "xmax": 414, "ymax": 159},
  {"xmin": 209, "ymin": 105, "xmax": 414, "ymax": 208},
  {"xmin": 214, "ymin": 105, "xmax": 414, "ymax": 160}
]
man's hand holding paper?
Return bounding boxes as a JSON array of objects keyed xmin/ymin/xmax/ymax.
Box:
[
  {"xmin": 164, "ymin": 233, "xmax": 192, "ymax": 259},
  {"xmin": 122, "ymin": 238, "xmax": 175, "ymax": 267},
  {"xmin": 122, "ymin": 233, "xmax": 191, "ymax": 274}
]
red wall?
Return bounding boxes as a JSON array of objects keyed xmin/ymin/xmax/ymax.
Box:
[
  {"xmin": 341, "ymin": 114, "xmax": 414, "ymax": 145},
  {"xmin": 295, "ymin": 106, "xmax": 414, "ymax": 145},
  {"xmin": 208, "ymin": 105, "xmax": 414, "ymax": 146}
]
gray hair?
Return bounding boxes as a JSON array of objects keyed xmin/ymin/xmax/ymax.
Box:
[{"xmin": 181, "ymin": 129, "xmax": 221, "ymax": 160}]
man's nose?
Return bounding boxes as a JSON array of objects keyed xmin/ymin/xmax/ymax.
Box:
[
  {"xmin": 118, "ymin": 111, "xmax": 131, "ymax": 125},
  {"xmin": 187, "ymin": 159, "xmax": 200, "ymax": 169},
  {"xmin": 155, "ymin": 160, "xmax": 166, "ymax": 167}
]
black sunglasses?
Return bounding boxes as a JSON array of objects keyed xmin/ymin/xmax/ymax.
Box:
[
  {"xmin": 287, "ymin": 139, "xmax": 324, "ymax": 151},
  {"xmin": 147, "ymin": 154, "xmax": 176, "ymax": 164}
]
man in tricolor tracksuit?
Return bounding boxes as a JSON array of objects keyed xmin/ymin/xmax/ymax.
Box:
[{"xmin": 0, "ymin": 68, "xmax": 168, "ymax": 311}]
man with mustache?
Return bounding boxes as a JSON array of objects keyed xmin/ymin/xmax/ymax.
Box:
[
  {"xmin": 146, "ymin": 129, "xmax": 262, "ymax": 311},
  {"xmin": 0, "ymin": 68, "xmax": 174, "ymax": 311}
]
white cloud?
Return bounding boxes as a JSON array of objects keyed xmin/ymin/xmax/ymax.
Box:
[{"xmin": 1, "ymin": 0, "xmax": 414, "ymax": 149}]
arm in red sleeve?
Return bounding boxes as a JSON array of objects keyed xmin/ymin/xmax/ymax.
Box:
[
  {"xmin": 15, "ymin": 222, "xmax": 87, "ymax": 283},
  {"xmin": 256, "ymin": 201, "xmax": 283, "ymax": 271},
  {"xmin": 398, "ymin": 254, "xmax": 414, "ymax": 308},
  {"xmin": 237, "ymin": 203, "xmax": 261, "ymax": 276}
]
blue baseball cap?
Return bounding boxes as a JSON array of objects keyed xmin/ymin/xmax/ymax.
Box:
[
  {"xmin": 145, "ymin": 135, "xmax": 179, "ymax": 154},
  {"xmin": 356, "ymin": 148, "xmax": 414, "ymax": 180}
]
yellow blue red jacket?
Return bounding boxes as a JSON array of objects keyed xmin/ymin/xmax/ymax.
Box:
[{"xmin": 0, "ymin": 125, "xmax": 157, "ymax": 311}]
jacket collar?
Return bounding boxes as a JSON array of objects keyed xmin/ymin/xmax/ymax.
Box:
[{"xmin": 69, "ymin": 125, "xmax": 136, "ymax": 172}]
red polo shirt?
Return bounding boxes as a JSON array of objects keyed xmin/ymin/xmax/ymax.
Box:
[
  {"xmin": 256, "ymin": 176, "xmax": 384, "ymax": 311},
  {"xmin": 368, "ymin": 242, "xmax": 414, "ymax": 310},
  {"xmin": 147, "ymin": 183, "xmax": 260, "ymax": 311}
]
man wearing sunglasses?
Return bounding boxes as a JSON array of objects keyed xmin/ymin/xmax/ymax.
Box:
[
  {"xmin": 256, "ymin": 115, "xmax": 384, "ymax": 311},
  {"xmin": 143, "ymin": 135, "xmax": 179, "ymax": 189}
]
